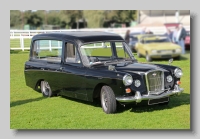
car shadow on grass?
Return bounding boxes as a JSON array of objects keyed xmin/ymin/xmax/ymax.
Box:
[
  {"xmin": 59, "ymin": 92, "xmax": 190, "ymax": 114},
  {"xmin": 10, "ymin": 50, "xmax": 30, "ymax": 54},
  {"xmin": 10, "ymin": 97, "xmax": 45, "ymax": 108},
  {"xmin": 116, "ymin": 92, "xmax": 190, "ymax": 113},
  {"xmin": 60, "ymin": 96, "xmax": 102, "ymax": 108}
]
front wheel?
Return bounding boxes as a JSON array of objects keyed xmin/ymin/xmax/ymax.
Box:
[
  {"xmin": 137, "ymin": 51, "xmax": 141, "ymax": 58},
  {"xmin": 41, "ymin": 81, "xmax": 53, "ymax": 97},
  {"xmin": 100, "ymin": 86, "xmax": 117, "ymax": 114},
  {"xmin": 146, "ymin": 53, "xmax": 152, "ymax": 62}
]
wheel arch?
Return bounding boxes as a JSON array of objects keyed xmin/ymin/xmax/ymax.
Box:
[
  {"xmin": 92, "ymin": 83, "xmax": 108, "ymax": 100},
  {"xmin": 34, "ymin": 79, "xmax": 44, "ymax": 91}
]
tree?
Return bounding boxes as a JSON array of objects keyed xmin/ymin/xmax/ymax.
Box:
[
  {"xmin": 10, "ymin": 10, "xmax": 23, "ymax": 29},
  {"xmin": 47, "ymin": 11, "xmax": 61, "ymax": 26},
  {"xmin": 83, "ymin": 10, "xmax": 105, "ymax": 28},
  {"xmin": 105, "ymin": 10, "xmax": 136, "ymax": 23},
  {"xmin": 24, "ymin": 10, "xmax": 43, "ymax": 28},
  {"xmin": 60, "ymin": 10, "xmax": 83, "ymax": 29}
]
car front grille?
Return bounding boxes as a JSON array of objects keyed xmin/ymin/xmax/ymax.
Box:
[{"xmin": 145, "ymin": 70, "xmax": 164, "ymax": 95}]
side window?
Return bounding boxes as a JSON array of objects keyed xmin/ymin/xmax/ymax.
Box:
[
  {"xmin": 64, "ymin": 42, "xmax": 81, "ymax": 64},
  {"xmin": 32, "ymin": 40, "xmax": 62, "ymax": 63}
]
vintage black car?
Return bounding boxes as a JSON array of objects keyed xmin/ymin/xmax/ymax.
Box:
[{"xmin": 24, "ymin": 31, "xmax": 184, "ymax": 114}]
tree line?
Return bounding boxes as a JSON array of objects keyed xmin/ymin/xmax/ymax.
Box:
[{"xmin": 10, "ymin": 10, "xmax": 137, "ymax": 30}]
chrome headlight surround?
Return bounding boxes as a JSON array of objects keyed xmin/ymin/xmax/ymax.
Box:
[
  {"xmin": 166, "ymin": 75, "xmax": 173, "ymax": 83},
  {"xmin": 123, "ymin": 74, "xmax": 133, "ymax": 86},
  {"xmin": 175, "ymin": 48, "xmax": 181, "ymax": 53},
  {"xmin": 174, "ymin": 68, "xmax": 183, "ymax": 78},
  {"xmin": 134, "ymin": 79, "xmax": 141, "ymax": 87},
  {"xmin": 151, "ymin": 50, "xmax": 157, "ymax": 54}
]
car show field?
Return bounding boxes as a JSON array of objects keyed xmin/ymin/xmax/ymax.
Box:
[{"xmin": 10, "ymin": 49, "xmax": 190, "ymax": 129}]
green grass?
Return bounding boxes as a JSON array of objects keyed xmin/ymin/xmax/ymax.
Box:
[{"xmin": 10, "ymin": 50, "xmax": 190, "ymax": 129}]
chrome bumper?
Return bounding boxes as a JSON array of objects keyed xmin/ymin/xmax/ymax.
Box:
[{"xmin": 116, "ymin": 86, "xmax": 184, "ymax": 103}]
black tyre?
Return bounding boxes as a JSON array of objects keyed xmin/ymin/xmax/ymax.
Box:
[
  {"xmin": 41, "ymin": 81, "xmax": 53, "ymax": 97},
  {"xmin": 100, "ymin": 86, "xmax": 117, "ymax": 114},
  {"xmin": 146, "ymin": 53, "xmax": 152, "ymax": 62},
  {"xmin": 174, "ymin": 56, "xmax": 181, "ymax": 60},
  {"xmin": 137, "ymin": 51, "xmax": 141, "ymax": 58}
]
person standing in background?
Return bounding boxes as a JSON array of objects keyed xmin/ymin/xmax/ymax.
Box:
[
  {"xmin": 124, "ymin": 30, "xmax": 130, "ymax": 44},
  {"xmin": 164, "ymin": 28, "xmax": 173, "ymax": 41},
  {"xmin": 141, "ymin": 27, "xmax": 146, "ymax": 34},
  {"xmin": 176, "ymin": 23, "xmax": 187, "ymax": 54},
  {"xmin": 172, "ymin": 26, "xmax": 179, "ymax": 44}
]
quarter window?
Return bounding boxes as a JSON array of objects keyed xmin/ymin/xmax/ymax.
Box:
[
  {"xmin": 65, "ymin": 42, "xmax": 81, "ymax": 64},
  {"xmin": 32, "ymin": 40, "xmax": 62, "ymax": 63}
]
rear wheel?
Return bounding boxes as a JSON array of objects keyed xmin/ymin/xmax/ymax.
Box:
[
  {"xmin": 41, "ymin": 81, "xmax": 53, "ymax": 97},
  {"xmin": 100, "ymin": 86, "xmax": 117, "ymax": 114}
]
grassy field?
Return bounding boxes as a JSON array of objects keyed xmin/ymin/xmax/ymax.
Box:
[{"xmin": 10, "ymin": 50, "xmax": 190, "ymax": 129}]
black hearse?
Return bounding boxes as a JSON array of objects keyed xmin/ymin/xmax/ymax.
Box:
[{"xmin": 24, "ymin": 31, "xmax": 184, "ymax": 114}]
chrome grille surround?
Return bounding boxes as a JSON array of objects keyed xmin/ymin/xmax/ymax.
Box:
[{"xmin": 145, "ymin": 70, "xmax": 165, "ymax": 95}]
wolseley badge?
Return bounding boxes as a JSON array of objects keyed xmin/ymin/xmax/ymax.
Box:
[{"xmin": 152, "ymin": 72, "xmax": 157, "ymax": 76}]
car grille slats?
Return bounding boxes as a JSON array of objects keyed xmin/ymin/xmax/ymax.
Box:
[{"xmin": 146, "ymin": 71, "xmax": 164, "ymax": 95}]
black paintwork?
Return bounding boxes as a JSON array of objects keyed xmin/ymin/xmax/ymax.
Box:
[{"xmin": 24, "ymin": 31, "xmax": 181, "ymax": 103}]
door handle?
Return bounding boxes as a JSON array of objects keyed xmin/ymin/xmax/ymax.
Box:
[{"xmin": 59, "ymin": 67, "xmax": 64, "ymax": 70}]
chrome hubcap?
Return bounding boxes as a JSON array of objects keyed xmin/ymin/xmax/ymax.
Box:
[
  {"xmin": 102, "ymin": 91, "xmax": 108, "ymax": 111},
  {"xmin": 42, "ymin": 81, "xmax": 50, "ymax": 96}
]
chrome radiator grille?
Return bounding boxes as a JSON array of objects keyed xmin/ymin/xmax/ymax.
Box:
[{"xmin": 145, "ymin": 70, "xmax": 164, "ymax": 95}]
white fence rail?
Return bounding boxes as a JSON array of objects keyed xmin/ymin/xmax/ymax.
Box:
[{"xmin": 10, "ymin": 26, "xmax": 190, "ymax": 51}]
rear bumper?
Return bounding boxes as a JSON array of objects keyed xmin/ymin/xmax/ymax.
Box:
[{"xmin": 116, "ymin": 85, "xmax": 183, "ymax": 103}]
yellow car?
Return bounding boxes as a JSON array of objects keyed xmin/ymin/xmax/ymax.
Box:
[{"xmin": 135, "ymin": 34, "xmax": 182, "ymax": 62}]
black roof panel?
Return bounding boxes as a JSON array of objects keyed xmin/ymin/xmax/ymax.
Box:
[{"xmin": 32, "ymin": 31, "xmax": 124, "ymax": 45}]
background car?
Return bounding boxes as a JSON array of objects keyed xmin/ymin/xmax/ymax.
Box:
[
  {"xmin": 128, "ymin": 32, "xmax": 142, "ymax": 52},
  {"xmin": 135, "ymin": 34, "xmax": 182, "ymax": 62}
]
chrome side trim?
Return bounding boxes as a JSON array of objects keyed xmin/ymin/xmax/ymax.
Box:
[{"xmin": 115, "ymin": 85, "xmax": 183, "ymax": 103}]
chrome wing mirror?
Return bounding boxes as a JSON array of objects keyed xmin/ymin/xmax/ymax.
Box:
[{"xmin": 168, "ymin": 58, "xmax": 173, "ymax": 65}]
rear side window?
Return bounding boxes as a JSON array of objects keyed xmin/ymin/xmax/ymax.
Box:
[
  {"xmin": 32, "ymin": 40, "xmax": 62, "ymax": 63},
  {"xmin": 64, "ymin": 42, "xmax": 81, "ymax": 64}
]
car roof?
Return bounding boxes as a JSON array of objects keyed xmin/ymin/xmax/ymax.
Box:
[{"xmin": 32, "ymin": 31, "xmax": 124, "ymax": 46}]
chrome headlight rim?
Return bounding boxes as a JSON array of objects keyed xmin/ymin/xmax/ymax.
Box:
[
  {"xmin": 166, "ymin": 75, "xmax": 173, "ymax": 83},
  {"xmin": 151, "ymin": 50, "xmax": 157, "ymax": 54},
  {"xmin": 123, "ymin": 74, "xmax": 133, "ymax": 86},
  {"xmin": 174, "ymin": 68, "xmax": 183, "ymax": 78},
  {"xmin": 176, "ymin": 48, "xmax": 181, "ymax": 53},
  {"xmin": 134, "ymin": 79, "xmax": 141, "ymax": 87}
]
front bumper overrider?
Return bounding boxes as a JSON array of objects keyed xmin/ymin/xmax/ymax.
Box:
[{"xmin": 116, "ymin": 85, "xmax": 184, "ymax": 103}]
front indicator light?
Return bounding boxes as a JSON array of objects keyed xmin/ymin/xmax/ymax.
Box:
[
  {"xmin": 177, "ymin": 81, "xmax": 181, "ymax": 85},
  {"xmin": 125, "ymin": 88, "xmax": 131, "ymax": 93}
]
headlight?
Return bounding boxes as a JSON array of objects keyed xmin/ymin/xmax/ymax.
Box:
[
  {"xmin": 151, "ymin": 50, "xmax": 157, "ymax": 54},
  {"xmin": 123, "ymin": 74, "xmax": 133, "ymax": 86},
  {"xmin": 176, "ymin": 49, "xmax": 181, "ymax": 53},
  {"xmin": 134, "ymin": 79, "xmax": 141, "ymax": 87},
  {"xmin": 166, "ymin": 75, "xmax": 173, "ymax": 82},
  {"xmin": 174, "ymin": 68, "xmax": 183, "ymax": 78}
]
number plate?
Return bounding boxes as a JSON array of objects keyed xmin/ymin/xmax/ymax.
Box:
[{"xmin": 148, "ymin": 97, "xmax": 169, "ymax": 105}]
